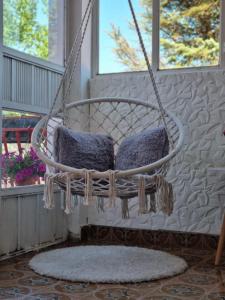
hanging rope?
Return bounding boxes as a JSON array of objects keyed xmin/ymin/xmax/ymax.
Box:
[
  {"xmin": 127, "ymin": 0, "xmax": 174, "ymax": 148},
  {"xmin": 39, "ymin": 0, "xmax": 95, "ymax": 140},
  {"xmin": 63, "ymin": 0, "xmax": 96, "ymax": 104}
]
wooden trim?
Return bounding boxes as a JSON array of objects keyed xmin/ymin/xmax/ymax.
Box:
[
  {"xmin": 0, "ymin": 0, "xmax": 3, "ymax": 186},
  {"xmin": 152, "ymin": 0, "xmax": 160, "ymax": 72},
  {"xmin": 1, "ymin": 184, "xmax": 61, "ymax": 198},
  {"xmin": 0, "ymin": 0, "xmax": 3, "ymax": 46},
  {"xmin": 0, "ymin": 239, "xmax": 66, "ymax": 262},
  {"xmin": 2, "ymin": 101, "xmax": 48, "ymax": 115},
  {"xmin": 215, "ymin": 213, "xmax": 225, "ymax": 265},
  {"xmin": 220, "ymin": 0, "xmax": 225, "ymax": 68},
  {"xmin": 91, "ymin": 0, "xmax": 99, "ymax": 77},
  {"xmin": 3, "ymin": 47, "xmax": 64, "ymax": 74}
]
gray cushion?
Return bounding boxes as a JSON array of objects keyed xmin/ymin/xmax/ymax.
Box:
[
  {"xmin": 115, "ymin": 126, "xmax": 169, "ymax": 172},
  {"xmin": 54, "ymin": 126, "xmax": 114, "ymax": 171}
]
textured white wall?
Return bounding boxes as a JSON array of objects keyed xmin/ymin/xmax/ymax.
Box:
[{"xmin": 89, "ymin": 70, "xmax": 225, "ymax": 235}]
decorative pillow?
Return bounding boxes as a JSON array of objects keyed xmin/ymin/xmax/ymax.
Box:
[
  {"xmin": 115, "ymin": 126, "xmax": 169, "ymax": 172},
  {"xmin": 54, "ymin": 126, "xmax": 114, "ymax": 171}
]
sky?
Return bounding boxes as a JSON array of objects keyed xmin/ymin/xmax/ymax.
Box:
[
  {"xmin": 99, "ymin": 0, "xmax": 149, "ymax": 74},
  {"xmin": 4, "ymin": 0, "xmax": 148, "ymax": 73}
]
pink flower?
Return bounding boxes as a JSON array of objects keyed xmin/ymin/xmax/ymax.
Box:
[{"xmin": 38, "ymin": 163, "xmax": 46, "ymax": 173}]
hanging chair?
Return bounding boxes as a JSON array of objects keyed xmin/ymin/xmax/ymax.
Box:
[{"xmin": 31, "ymin": 0, "xmax": 184, "ymax": 217}]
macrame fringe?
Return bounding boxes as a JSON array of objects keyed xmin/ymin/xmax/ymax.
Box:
[
  {"xmin": 43, "ymin": 172, "xmax": 173, "ymax": 218},
  {"xmin": 84, "ymin": 171, "xmax": 93, "ymax": 206},
  {"xmin": 154, "ymin": 175, "xmax": 173, "ymax": 216},
  {"xmin": 138, "ymin": 176, "xmax": 146, "ymax": 214},
  {"xmin": 109, "ymin": 171, "xmax": 117, "ymax": 207},
  {"xmin": 121, "ymin": 198, "xmax": 129, "ymax": 219},
  {"xmin": 65, "ymin": 173, "xmax": 72, "ymax": 214},
  {"xmin": 43, "ymin": 174, "xmax": 55, "ymax": 209}
]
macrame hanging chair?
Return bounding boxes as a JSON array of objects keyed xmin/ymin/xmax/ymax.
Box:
[{"xmin": 31, "ymin": 0, "xmax": 184, "ymax": 217}]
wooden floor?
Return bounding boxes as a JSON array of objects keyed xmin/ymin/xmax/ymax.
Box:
[{"xmin": 0, "ymin": 243, "xmax": 225, "ymax": 299}]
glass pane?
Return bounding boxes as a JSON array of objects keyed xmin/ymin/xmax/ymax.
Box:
[
  {"xmin": 99, "ymin": 0, "xmax": 152, "ymax": 74},
  {"xmin": 1, "ymin": 110, "xmax": 46, "ymax": 188},
  {"xmin": 3, "ymin": 0, "xmax": 64, "ymax": 65},
  {"xmin": 160, "ymin": 0, "xmax": 220, "ymax": 69}
]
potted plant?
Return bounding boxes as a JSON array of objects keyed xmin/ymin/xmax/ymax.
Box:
[{"xmin": 1, "ymin": 147, "xmax": 46, "ymax": 186}]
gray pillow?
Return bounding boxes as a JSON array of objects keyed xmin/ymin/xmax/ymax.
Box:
[
  {"xmin": 54, "ymin": 126, "xmax": 114, "ymax": 171},
  {"xmin": 115, "ymin": 126, "xmax": 169, "ymax": 172}
]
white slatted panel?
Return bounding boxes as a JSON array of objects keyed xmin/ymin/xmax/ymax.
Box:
[
  {"xmin": 33, "ymin": 66, "xmax": 49, "ymax": 107},
  {"xmin": 48, "ymin": 71, "xmax": 62, "ymax": 108},
  {"xmin": 0, "ymin": 197, "xmax": 18, "ymax": 255},
  {"xmin": 2, "ymin": 55, "xmax": 63, "ymax": 112},
  {"xmin": 13, "ymin": 60, "xmax": 32, "ymax": 104},
  {"xmin": 2, "ymin": 57, "xmax": 12, "ymax": 101},
  {"xmin": 0, "ymin": 190, "xmax": 67, "ymax": 257}
]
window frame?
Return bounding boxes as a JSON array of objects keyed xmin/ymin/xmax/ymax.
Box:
[
  {"xmin": 0, "ymin": 1, "xmax": 67, "ymax": 194},
  {"xmin": 96, "ymin": 0, "xmax": 225, "ymax": 75},
  {"xmin": 2, "ymin": 0, "xmax": 67, "ymax": 70}
]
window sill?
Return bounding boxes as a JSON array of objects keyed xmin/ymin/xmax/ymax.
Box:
[
  {"xmin": 0, "ymin": 184, "xmax": 61, "ymax": 198},
  {"xmin": 96, "ymin": 65, "xmax": 225, "ymax": 77},
  {"xmin": 2, "ymin": 46, "xmax": 65, "ymax": 74},
  {"xmin": 1, "ymin": 184, "xmax": 45, "ymax": 197}
]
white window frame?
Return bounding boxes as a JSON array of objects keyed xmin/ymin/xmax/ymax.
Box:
[
  {"xmin": 95, "ymin": 0, "xmax": 225, "ymax": 75},
  {"xmin": 0, "ymin": 0, "xmax": 67, "ymax": 194},
  {"xmin": 2, "ymin": 0, "xmax": 67, "ymax": 71}
]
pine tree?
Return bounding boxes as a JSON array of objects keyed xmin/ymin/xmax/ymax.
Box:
[{"xmin": 109, "ymin": 0, "xmax": 220, "ymax": 69}]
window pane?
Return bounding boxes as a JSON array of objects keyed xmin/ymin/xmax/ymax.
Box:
[
  {"xmin": 160, "ymin": 0, "xmax": 220, "ymax": 69},
  {"xmin": 1, "ymin": 110, "xmax": 46, "ymax": 188},
  {"xmin": 99, "ymin": 0, "xmax": 152, "ymax": 74},
  {"xmin": 3, "ymin": 0, "xmax": 64, "ymax": 65}
]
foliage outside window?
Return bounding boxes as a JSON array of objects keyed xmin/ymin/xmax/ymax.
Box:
[
  {"xmin": 99, "ymin": 0, "xmax": 150, "ymax": 73},
  {"xmin": 99, "ymin": 0, "xmax": 220, "ymax": 73},
  {"xmin": 1, "ymin": 110, "xmax": 46, "ymax": 188},
  {"xmin": 160, "ymin": 0, "xmax": 220, "ymax": 69},
  {"xmin": 3, "ymin": 0, "xmax": 64, "ymax": 65}
]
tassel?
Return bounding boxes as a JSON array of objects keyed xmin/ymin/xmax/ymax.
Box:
[
  {"xmin": 43, "ymin": 174, "xmax": 55, "ymax": 209},
  {"xmin": 138, "ymin": 176, "xmax": 146, "ymax": 214},
  {"xmin": 65, "ymin": 173, "xmax": 72, "ymax": 214},
  {"xmin": 149, "ymin": 193, "xmax": 156, "ymax": 213},
  {"xmin": 84, "ymin": 171, "xmax": 93, "ymax": 205},
  {"xmin": 121, "ymin": 198, "xmax": 129, "ymax": 219},
  {"xmin": 155, "ymin": 175, "xmax": 173, "ymax": 216},
  {"xmin": 109, "ymin": 171, "xmax": 117, "ymax": 207}
]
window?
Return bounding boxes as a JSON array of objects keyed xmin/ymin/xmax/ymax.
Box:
[
  {"xmin": 159, "ymin": 0, "xmax": 220, "ymax": 69},
  {"xmin": 99, "ymin": 0, "xmax": 151, "ymax": 73},
  {"xmin": 1, "ymin": 110, "xmax": 46, "ymax": 189},
  {"xmin": 99, "ymin": 0, "xmax": 222, "ymax": 73},
  {"xmin": 3, "ymin": 0, "xmax": 64, "ymax": 65}
]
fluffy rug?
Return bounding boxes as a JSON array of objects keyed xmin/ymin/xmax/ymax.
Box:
[{"xmin": 29, "ymin": 246, "xmax": 188, "ymax": 283}]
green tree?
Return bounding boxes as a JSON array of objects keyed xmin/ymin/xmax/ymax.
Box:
[
  {"xmin": 3, "ymin": 0, "xmax": 49, "ymax": 59},
  {"xmin": 109, "ymin": 0, "xmax": 220, "ymax": 69}
]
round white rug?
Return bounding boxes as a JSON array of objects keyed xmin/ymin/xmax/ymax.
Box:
[{"xmin": 29, "ymin": 246, "xmax": 188, "ymax": 283}]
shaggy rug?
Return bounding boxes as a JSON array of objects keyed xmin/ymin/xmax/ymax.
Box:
[{"xmin": 29, "ymin": 246, "xmax": 188, "ymax": 283}]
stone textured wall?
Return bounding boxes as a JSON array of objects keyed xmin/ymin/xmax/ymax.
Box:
[{"xmin": 89, "ymin": 71, "xmax": 225, "ymax": 235}]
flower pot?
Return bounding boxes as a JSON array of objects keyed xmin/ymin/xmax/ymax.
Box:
[{"xmin": 15, "ymin": 176, "xmax": 39, "ymax": 186}]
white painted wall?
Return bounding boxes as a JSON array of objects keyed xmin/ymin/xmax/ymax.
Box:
[{"xmin": 89, "ymin": 70, "xmax": 225, "ymax": 235}]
